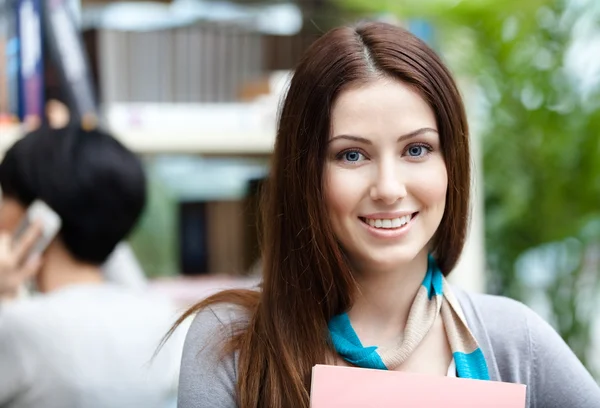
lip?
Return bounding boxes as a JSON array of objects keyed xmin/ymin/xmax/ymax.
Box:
[
  {"xmin": 358, "ymin": 212, "xmax": 418, "ymax": 239},
  {"xmin": 360, "ymin": 211, "xmax": 418, "ymax": 219}
]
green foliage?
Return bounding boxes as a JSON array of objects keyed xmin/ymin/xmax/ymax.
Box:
[
  {"xmin": 339, "ymin": 0, "xmax": 547, "ymax": 21},
  {"xmin": 336, "ymin": 0, "xmax": 600, "ymax": 375},
  {"xmin": 128, "ymin": 161, "xmax": 179, "ymax": 278}
]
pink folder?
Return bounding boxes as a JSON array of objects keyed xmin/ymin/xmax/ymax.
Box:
[{"xmin": 310, "ymin": 364, "xmax": 526, "ymax": 408}]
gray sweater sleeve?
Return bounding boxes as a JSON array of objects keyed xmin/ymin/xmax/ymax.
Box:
[
  {"xmin": 523, "ymin": 305, "xmax": 600, "ymax": 408},
  {"xmin": 177, "ymin": 306, "xmax": 241, "ymax": 408}
]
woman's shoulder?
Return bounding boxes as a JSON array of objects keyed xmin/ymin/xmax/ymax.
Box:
[
  {"xmin": 178, "ymin": 302, "xmax": 250, "ymax": 408},
  {"xmin": 185, "ymin": 302, "xmax": 250, "ymax": 342},
  {"xmin": 453, "ymin": 287, "xmax": 547, "ymax": 382},
  {"xmin": 453, "ymin": 286, "xmax": 551, "ymax": 361},
  {"xmin": 453, "ymin": 286, "xmax": 600, "ymax": 408},
  {"xmin": 453, "ymin": 286, "xmax": 543, "ymax": 336},
  {"xmin": 181, "ymin": 301, "xmax": 251, "ymax": 365}
]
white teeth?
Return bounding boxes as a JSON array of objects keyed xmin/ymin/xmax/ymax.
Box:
[{"xmin": 365, "ymin": 215, "xmax": 413, "ymax": 229}]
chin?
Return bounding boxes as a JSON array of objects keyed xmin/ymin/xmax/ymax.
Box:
[{"xmin": 358, "ymin": 247, "xmax": 425, "ymax": 272}]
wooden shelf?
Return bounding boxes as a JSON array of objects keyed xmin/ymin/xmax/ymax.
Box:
[
  {"xmin": 104, "ymin": 102, "xmax": 277, "ymax": 155},
  {"xmin": 1, "ymin": 126, "xmax": 275, "ymax": 156},
  {"xmin": 111, "ymin": 129, "xmax": 274, "ymax": 155},
  {"xmin": 0, "ymin": 105, "xmax": 275, "ymax": 157}
]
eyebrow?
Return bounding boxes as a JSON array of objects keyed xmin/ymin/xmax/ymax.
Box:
[{"xmin": 329, "ymin": 127, "xmax": 438, "ymax": 145}]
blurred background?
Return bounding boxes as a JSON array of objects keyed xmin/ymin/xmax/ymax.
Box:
[{"xmin": 1, "ymin": 0, "xmax": 599, "ymax": 382}]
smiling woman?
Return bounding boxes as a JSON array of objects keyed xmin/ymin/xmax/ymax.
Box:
[{"xmin": 169, "ymin": 21, "xmax": 600, "ymax": 408}]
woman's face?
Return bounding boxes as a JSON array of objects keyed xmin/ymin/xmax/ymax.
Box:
[{"xmin": 324, "ymin": 77, "xmax": 448, "ymax": 273}]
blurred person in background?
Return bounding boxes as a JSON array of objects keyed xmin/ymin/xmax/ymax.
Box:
[
  {"xmin": 0, "ymin": 125, "xmax": 183, "ymax": 408},
  {"xmin": 43, "ymin": 98, "xmax": 149, "ymax": 291},
  {"xmin": 170, "ymin": 22, "xmax": 600, "ymax": 408}
]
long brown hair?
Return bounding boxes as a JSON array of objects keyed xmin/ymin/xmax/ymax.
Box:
[{"xmin": 168, "ymin": 21, "xmax": 471, "ymax": 408}]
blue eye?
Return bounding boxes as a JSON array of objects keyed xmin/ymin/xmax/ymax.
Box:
[
  {"xmin": 408, "ymin": 146, "xmax": 424, "ymax": 156},
  {"xmin": 406, "ymin": 143, "xmax": 432, "ymax": 158},
  {"xmin": 341, "ymin": 150, "xmax": 364, "ymax": 162},
  {"xmin": 333, "ymin": 148, "xmax": 367, "ymax": 164},
  {"xmin": 345, "ymin": 151, "xmax": 361, "ymax": 161}
]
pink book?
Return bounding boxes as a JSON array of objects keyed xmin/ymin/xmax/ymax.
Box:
[{"xmin": 310, "ymin": 364, "xmax": 526, "ymax": 408}]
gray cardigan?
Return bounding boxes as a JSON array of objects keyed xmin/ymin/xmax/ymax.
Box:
[{"xmin": 177, "ymin": 289, "xmax": 600, "ymax": 407}]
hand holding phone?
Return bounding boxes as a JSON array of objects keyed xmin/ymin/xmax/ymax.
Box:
[
  {"xmin": 0, "ymin": 223, "xmax": 43, "ymax": 300},
  {"xmin": 0, "ymin": 200, "xmax": 61, "ymax": 299}
]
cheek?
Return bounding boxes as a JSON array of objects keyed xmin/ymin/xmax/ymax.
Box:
[
  {"xmin": 412, "ymin": 161, "xmax": 448, "ymax": 209},
  {"xmin": 430, "ymin": 172, "xmax": 448, "ymax": 207},
  {"xmin": 324, "ymin": 167, "xmax": 364, "ymax": 221}
]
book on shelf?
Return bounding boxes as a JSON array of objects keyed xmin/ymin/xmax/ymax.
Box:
[
  {"xmin": 179, "ymin": 201, "xmax": 210, "ymax": 276},
  {"xmin": 178, "ymin": 199, "xmax": 248, "ymax": 276},
  {"xmin": 1, "ymin": 0, "xmax": 22, "ymax": 123},
  {"xmin": 17, "ymin": 0, "xmax": 44, "ymax": 127},
  {"xmin": 43, "ymin": 0, "xmax": 97, "ymax": 127},
  {"xmin": 0, "ymin": 1, "xmax": 8, "ymax": 122},
  {"xmin": 0, "ymin": 0, "xmax": 97, "ymax": 129}
]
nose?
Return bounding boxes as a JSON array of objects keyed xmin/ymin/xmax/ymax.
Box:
[{"xmin": 369, "ymin": 159, "xmax": 407, "ymax": 205}]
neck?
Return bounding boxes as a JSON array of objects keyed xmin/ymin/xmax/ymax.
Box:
[
  {"xmin": 346, "ymin": 249, "xmax": 429, "ymax": 346},
  {"xmin": 36, "ymin": 242, "xmax": 104, "ymax": 293}
]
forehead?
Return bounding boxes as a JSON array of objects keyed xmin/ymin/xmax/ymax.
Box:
[{"xmin": 330, "ymin": 77, "xmax": 437, "ymax": 138}]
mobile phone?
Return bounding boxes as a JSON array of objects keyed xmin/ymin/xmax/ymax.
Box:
[{"xmin": 12, "ymin": 200, "xmax": 62, "ymax": 260}]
